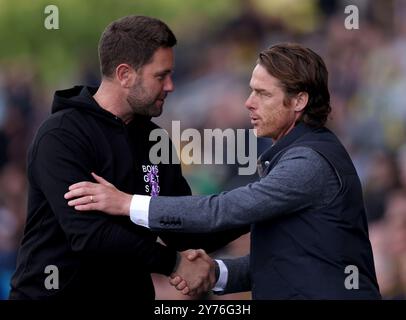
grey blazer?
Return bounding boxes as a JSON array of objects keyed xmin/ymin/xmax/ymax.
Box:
[{"xmin": 148, "ymin": 147, "xmax": 340, "ymax": 294}]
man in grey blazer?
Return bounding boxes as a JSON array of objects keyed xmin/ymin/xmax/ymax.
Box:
[{"xmin": 65, "ymin": 43, "xmax": 381, "ymax": 299}]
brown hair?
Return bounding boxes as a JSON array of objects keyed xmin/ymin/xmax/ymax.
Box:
[
  {"xmin": 258, "ymin": 43, "xmax": 331, "ymax": 127},
  {"xmin": 98, "ymin": 15, "xmax": 177, "ymax": 77}
]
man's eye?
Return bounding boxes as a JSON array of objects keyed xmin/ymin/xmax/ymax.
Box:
[{"xmin": 258, "ymin": 91, "xmax": 271, "ymax": 97}]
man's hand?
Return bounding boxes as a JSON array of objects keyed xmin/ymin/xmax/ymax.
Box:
[
  {"xmin": 64, "ymin": 172, "xmax": 132, "ymax": 216},
  {"xmin": 170, "ymin": 249, "xmax": 216, "ymax": 296}
]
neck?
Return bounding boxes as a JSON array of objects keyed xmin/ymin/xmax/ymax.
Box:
[
  {"xmin": 93, "ymin": 80, "xmax": 133, "ymax": 124},
  {"xmin": 272, "ymin": 113, "xmax": 304, "ymax": 143},
  {"xmin": 273, "ymin": 121, "xmax": 297, "ymax": 143}
]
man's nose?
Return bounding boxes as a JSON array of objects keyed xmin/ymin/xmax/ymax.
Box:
[
  {"xmin": 245, "ymin": 93, "xmax": 254, "ymax": 110},
  {"xmin": 164, "ymin": 76, "xmax": 174, "ymax": 92}
]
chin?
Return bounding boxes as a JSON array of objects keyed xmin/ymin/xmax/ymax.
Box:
[
  {"xmin": 255, "ymin": 129, "xmax": 273, "ymax": 139},
  {"xmin": 150, "ymin": 109, "xmax": 163, "ymax": 117},
  {"xmin": 254, "ymin": 128, "xmax": 264, "ymax": 137}
]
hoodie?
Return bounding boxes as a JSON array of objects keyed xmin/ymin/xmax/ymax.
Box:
[{"xmin": 10, "ymin": 86, "xmax": 244, "ymax": 300}]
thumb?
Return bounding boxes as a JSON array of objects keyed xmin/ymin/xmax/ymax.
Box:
[
  {"xmin": 186, "ymin": 250, "xmax": 200, "ymax": 261},
  {"xmin": 91, "ymin": 172, "xmax": 112, "ymax": 186}
]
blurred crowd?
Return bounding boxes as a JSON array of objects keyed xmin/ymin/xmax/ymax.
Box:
[{"xmin": 1, "ymin": 0, "xmax": 406, "ymax": 299}]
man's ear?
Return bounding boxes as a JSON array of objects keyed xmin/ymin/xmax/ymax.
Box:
[
  {"xmin": 115, "ymin": 63, "xmax": 137, "ymax": 88},
  {"xmin": 294, "ymin": 92, "xmax": 309, "ymax": 112}
]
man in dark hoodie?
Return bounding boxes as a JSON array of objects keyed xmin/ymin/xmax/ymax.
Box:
[{"xmin": 9, "ymin": 15, "xmax": 244, "ymax": 300}]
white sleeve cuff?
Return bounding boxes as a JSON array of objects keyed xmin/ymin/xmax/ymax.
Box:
[
  {"xmin": 129, "ymin": 195, "xmax": 151, "ymax": 228},
  {"xmin": 212, "ymin": 259, "xmax": 228, "ymax": 292}
]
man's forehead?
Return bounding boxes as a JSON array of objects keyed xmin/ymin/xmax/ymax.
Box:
[
  {"xmin": 151, "ymin": 47, "xmax": 174, "ymax": 62},
  {"xmin": 147, "ymin": 48, "xmax": 173, "ymax": 67},
  {"xmin": 252, "ymin": 64, "xmax": 270, "ymax": 79},
  {"xmin": 250, "ymin": 64, "xmax": 280, "ymax": 88}
]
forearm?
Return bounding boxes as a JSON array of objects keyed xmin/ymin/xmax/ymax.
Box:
[
  {"xmin": 128, "ymin": 182, "xmax": 300, "ymax": 233},
  {"xmin": 143, "ymin": 147, "xmax": 331, "ymax": 233},
  {"xmin": 72, "ymin": 218, "xmax": 177, "ymax": 275},
  {"xmin": 149, "ymin": 191, "xmax": 262, "ymax": 232}
]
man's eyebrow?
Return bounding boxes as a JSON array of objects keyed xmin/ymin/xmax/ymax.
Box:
[
  {"xmin": 154, "ymin": 69, "xmax": 173, "ymax": 76},
  {"xmin": 250, "ymin": 86, "xmax": 268, "ymax": 94}
]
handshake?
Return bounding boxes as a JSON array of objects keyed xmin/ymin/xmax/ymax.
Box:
[{"xmin": 170, "ymin": 249, "xmax": 218, "ymax": 297}]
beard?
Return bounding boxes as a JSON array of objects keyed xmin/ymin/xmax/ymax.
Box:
[{"xmin": 127, "ymin": 80, "xmax": 164, "ymax": 117}]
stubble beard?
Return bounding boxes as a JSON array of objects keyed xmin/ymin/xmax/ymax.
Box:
[{"xmin": 127, "ymin": 81, "xmax": 163, "ymax": 118}]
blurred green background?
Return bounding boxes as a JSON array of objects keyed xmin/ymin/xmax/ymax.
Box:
[{"xmin": 1, "ymin": 0, "xmax": 406, "ymax": 300}]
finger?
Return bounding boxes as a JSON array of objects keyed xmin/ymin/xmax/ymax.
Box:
[
  {"xmin": 68, "ymin": 181, "xmax": 95, "ymax": 191},
  {"xmin": 176, "ymin": 280, "xmax": 187, "ymax": 291},
  {"xmin": 186, "ymin": 250, "xmax": 200, "ymax": 261},
  {"xmin": 181, "ymin": 286, "xmax": 190, "ymax": 295},
  {"xmin": 68, "ymin": 196, "xmax": 94, "ymax": 207},
  {"xmin": 169, "ymin": 276, "xmax": 183, "ymax": 286},
  {"xmin": 188, "ymin": 248, "xmax": 208, "ymax": 260},
  {"xmin": 195, "ymin": 249, "xmax": 207, "ymax": 258},
  {"xmin": 74, "ymin": 204, "xmax": 98, "ymax": 211},
  {"xmin": 91, "ymin": 172, "xmax": 113, "ymax": 186},
  {"xmin": 64, "ymin": 187, "xmax": 93, "ymax": 199}
]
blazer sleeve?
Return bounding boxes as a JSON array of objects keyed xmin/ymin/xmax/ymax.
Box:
[
  {"xmin": 215, "ymin": 255, "xmax": 251, "ymax": 295},
  {"xmin": 157, "ymin": 162, "xmax": 249, "ymax": 253},
  {"xmin": 148, "ymin": 147, "xmax": 334, "ymax": 233}
]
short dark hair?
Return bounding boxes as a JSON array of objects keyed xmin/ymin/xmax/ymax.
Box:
[
  {"xmin": 98, "ymin": 15, "xmax": 177, "ymax": 77},
  {"xmin": 258, "ymin": 43, "xmax": 331, "ymax": 127}
]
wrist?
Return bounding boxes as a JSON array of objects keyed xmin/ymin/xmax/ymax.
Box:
[{"xmin": 120, "ymin": 192, "xmax": 132, "ymax": 216}]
